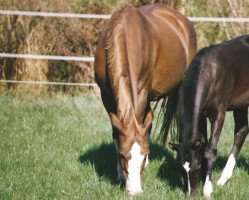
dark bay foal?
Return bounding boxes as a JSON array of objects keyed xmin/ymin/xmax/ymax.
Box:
[{"xmin": 170, "ymin": 35, "xmax": 249, "ymax": 196}]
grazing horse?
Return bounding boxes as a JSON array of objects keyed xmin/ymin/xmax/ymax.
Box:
[
  {"xmin": 170, "ymin": 35, "xmax": 249, "ymax": 196},
  {"xmin": 94, "ymin": 4, "xmax": 196, "ymax": 195}
]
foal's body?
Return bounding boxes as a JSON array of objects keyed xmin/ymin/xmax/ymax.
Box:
[
  {"xmin": 94, "ymin": 4, "xmax": 196, "ymax": 195},
  {"xmin": 176, "ymin": 35, "xmax": 249, "ymax": 196}
]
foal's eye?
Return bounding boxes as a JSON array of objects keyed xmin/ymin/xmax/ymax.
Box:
[{"xmin": 183, "ymin": 154, "xmax": 189, "ymax": 162}]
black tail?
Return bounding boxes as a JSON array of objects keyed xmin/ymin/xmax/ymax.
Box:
[{"xmin": 156, "ymin": 87, "xmax": 179, "ymax": 146}]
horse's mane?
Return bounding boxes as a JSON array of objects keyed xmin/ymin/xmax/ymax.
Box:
[{"xmin": 105, "ymin": 7, "xmax": 133, "ymax": 124}]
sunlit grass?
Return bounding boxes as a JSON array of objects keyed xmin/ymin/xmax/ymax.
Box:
[{"xmin": 0, "ymin": 92, "xmax": 248, "ymax": 199}]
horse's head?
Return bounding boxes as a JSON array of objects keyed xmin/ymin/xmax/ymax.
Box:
[
  {"xmin": 170, "ymin": 139, "xmax": 205, "ymax": 195},
  {"xmin": 109, "ymin": 110, "xmax": 153, "ymax": 195}
]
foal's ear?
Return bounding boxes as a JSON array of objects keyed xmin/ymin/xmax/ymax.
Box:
[
  {"xmin": 193, "ymin": 139, "xmax": 203, "ymax": 150},
  {"xmin": 109, "ymin": 113, "xmax": 124, "ymax": 134},
  {"xmin": 169, "ymin": 142, "xmax": 179, "ymax": 152}
]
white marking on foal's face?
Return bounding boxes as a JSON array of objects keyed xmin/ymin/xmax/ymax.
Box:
[
  {"xmin": 126, "ymin": 142, "xmax": 145, "ymax": 195},
  {"xmin": 183, "ymin": 162, "xmax": 191, "ymax": 196},
  {"xmin": 183, "ymin": 162, "xmax": 190, "ymax": 173},
  {"xmin": 217, "ymin": 153, "xmax": 236, "ymax": 186}
]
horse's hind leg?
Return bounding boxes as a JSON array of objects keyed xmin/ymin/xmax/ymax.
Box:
[{"xmin": 217, "ymin": 106, "xmax": 248, "ymax": 186}]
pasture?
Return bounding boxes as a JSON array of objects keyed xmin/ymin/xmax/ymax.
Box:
[{"xmin": 0, "ymin": 92, "xmax": 249, "ymax": 199}]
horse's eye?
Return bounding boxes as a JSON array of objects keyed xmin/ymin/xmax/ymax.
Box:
[
  {"xmin": 119, "ymin": 153, "xmax": 125, "ymax": 160},
  {"xmin": 119, "ymin": 154, "xmax": 128, "ymax": 174}
]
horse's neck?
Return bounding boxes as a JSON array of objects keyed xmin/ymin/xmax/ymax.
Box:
[
  {"xmin": 179, "ymin": 86, "xmax": 201, "ymax": 143},
  {"xmin": 117, "ymin": 86, "xmax": 145, "ymax": 124},
  {"xmin": 106, "ymin": 7, "xmax": 148, "ymax": 125}
]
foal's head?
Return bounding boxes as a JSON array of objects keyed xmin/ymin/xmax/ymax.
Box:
[
  {"xmin": 170, "ymin": 139, "xmax": 204, "ymax": 195},
  {"xmin": 109, "ymin": 110, "xmax": 153, "ymax": 195}
]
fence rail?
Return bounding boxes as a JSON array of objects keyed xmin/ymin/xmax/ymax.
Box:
[
  {"xmin": 0, "ymin": 80, "xmax": 97, "ymax": 87},
  {"xmin": 0, "ymin": 53, "xmax": 94, "ymax": 62},
  {"xmin": 1, "ymin": 10, "xmax": 249, "ymax": 87},
  {"xmin": 0, "ymin": 10, "xmax": 110, "ymax": 19},
  {"xmin": 1, "ymin": 10, "xmax": 249, "ymax": 22}
]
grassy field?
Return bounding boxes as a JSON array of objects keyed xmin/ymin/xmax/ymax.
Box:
[{"xmin": 0, "ymin": 92, "xmax": 249, "ymax": 200}]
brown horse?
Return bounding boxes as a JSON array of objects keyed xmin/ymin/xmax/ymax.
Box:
[
  {"xmin": 94, "ymin": 4, "xmax": 196, "ymax": 195},
  {"xmin": 170, "ymin": 35, "xmax": 249, "ymax": 197}
]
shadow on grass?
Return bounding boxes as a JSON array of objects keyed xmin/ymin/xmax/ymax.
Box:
[
  {"xmin": 79, "ymin": 142, "xmax": 118, "ymax": 184},
  {"xmin": 79, "ymin": 140, "xmax": 249, "ymax": 193},
  {"xmin": 155, "ymin": 145, "xmax": 183, "ymax": 190},
  {"xmin": 78, "ymin": 141, "xmax": 183, "ymax": 189}
]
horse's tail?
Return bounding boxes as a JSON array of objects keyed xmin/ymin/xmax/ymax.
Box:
[{"xmin": 157, "ymin": 86, "xmax": 179, "ymax": 146}]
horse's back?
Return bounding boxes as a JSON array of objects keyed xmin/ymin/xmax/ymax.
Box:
[
  {"xmin": 140, "ymin": 4, "xmax": 196, "ymax": 55},
  {"xmin": 190, "ymin": 35, "xmax": 249, "ymax": 109},
  {"xmin": 224, "ymin": 35, "xmax": 249, "ymax": 106},
  {"xmin": 201, "ymin": 35, "xmax": 249, "ymax": 76},
  {"xmin": 95, "ymin": 4, "xmax": 197, "ymax": 101},
  {"xmin": 139, "ymin": 4, "xmax": 197, "ymax": 98}
]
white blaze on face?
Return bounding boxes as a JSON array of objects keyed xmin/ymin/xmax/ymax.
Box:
[
  {"xmin": 183, "ymin": 161, "xmax": 190, "ymax": 172},
  {"xmin": 217, "ymin": 153, "xmax": 236, "ymax": 186},
  {"xmin": 126, "ymin": 142, "xmax": 145, "ymax": 195},
  {"xmin": 183, "ymin": 162, "xmax": 191, "ymax": 196}
]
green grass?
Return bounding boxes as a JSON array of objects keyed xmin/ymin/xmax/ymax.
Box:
[{"xmin": 0, "ymin": 92, "xmax": 249, "ymax": 200}]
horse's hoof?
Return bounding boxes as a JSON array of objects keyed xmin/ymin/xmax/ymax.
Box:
[{"xmin": 203, "ymin": 177, "xmax": 213, "ymax": 197}]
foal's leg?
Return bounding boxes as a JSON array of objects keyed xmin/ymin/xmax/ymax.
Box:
[
  {"xmin": 199, "ymin": 114, "xmax": 208, "ymax": 184},
  {"xmin": 203, "ymin": 110, "xmax": 226, "ymax": 197},
  {"xmin": 217, "ymin": 107, "xmax": 248, "ymax": 186}
]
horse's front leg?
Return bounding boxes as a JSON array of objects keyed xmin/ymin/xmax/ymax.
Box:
[
  {"xmin": 199, "ymin": 114, "xmax": 208, "ymax": 184},
  {"xmin": 218, "ymin": 106, "xmax": 249, "ymax": 186},
  {"xmin": 99, "ymin": 90, "xmax": 123, "ymax": 181},
  {"xmin": 203, "ymin": 110, "xmax": 226, "ymax": 197}
]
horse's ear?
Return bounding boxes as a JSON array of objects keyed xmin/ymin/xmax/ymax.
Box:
[
  {"xmin": 169, "ymin": 142, "xmax": 179, "ymax": 152},
  {"xmin": 109, "ymin": 113, "xmax": 124, "ymax": 134},
  {"xmin": 143, "ymin": 110, "xmax": 153, "ymax": 133}
]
